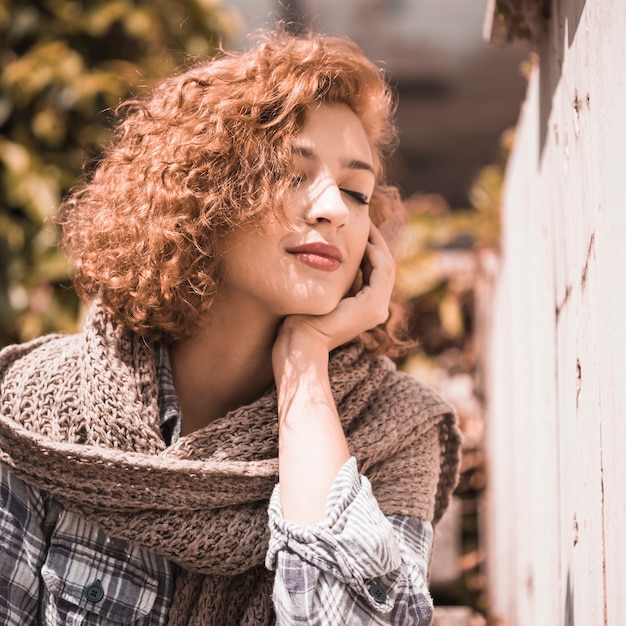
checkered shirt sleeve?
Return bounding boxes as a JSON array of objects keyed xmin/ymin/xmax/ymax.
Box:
[{"xmin": 266, "ymin": 456, "xmax": 435, "ymax": 625}]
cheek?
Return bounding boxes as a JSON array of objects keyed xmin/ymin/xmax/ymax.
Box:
[
  {"xmin": 354, "ymin": 215, "xmax": 370, "ymax": 257},
  {"xmin": 344, "ymin": 219, "xmax": 370, "ymax": 295},
  {"xmin": 220, "ymin": 231, "xmax": 275, "ymax": 284}
]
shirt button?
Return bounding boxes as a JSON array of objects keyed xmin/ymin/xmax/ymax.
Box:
[
  {"xmin": 368, "ymin": 583, "xmax": 387, "ymax": 604},
  {"xmin": 84, "ymin": 580, "xmax": 104, "ymax": 603}
]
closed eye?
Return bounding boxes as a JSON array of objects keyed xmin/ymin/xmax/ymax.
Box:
[{"xmin": 340, "ymin": 188, "xmax": 370, "ymax": 205}]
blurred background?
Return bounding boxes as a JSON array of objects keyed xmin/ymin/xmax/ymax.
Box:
[{"xmin": 0, "ymin": 0, "xmax": 531, "ymax": 621}]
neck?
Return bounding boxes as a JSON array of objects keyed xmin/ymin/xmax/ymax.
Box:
[{"xmin": 168, "ymin": 299, "xmax": 279, "ymax": 434}]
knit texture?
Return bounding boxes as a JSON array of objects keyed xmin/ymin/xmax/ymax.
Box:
[{"xmin": 0, "ymin": 302, "xmax": 461, "ymax": 624}]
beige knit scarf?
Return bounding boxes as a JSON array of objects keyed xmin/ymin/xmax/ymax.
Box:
[{"xmin": 0, "ymin": 303, "xmax": 461, "ymax": 625}]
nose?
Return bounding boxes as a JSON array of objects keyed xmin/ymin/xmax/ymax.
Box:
[{"xmin": 304, "ymin": 183, "xmax": 349, "ymax": 228}]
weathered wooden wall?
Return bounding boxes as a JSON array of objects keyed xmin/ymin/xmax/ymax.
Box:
[{"xmin": 482, "ymin": 0, "xmax": 626, "ymax": 624}]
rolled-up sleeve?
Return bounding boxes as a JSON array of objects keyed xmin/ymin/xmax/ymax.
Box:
[{"xmin": 266, "ymin": 457, "xmax": 434, "ymax": 625}]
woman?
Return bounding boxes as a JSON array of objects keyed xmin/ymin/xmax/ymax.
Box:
[{"xmin": 0, "ymin": 29, "xmax": 461, "ymax": 625}]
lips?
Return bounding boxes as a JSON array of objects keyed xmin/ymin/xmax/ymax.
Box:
[{"xmin": 286, "ymin": 242, "xmax": 344, "ymax": 271}]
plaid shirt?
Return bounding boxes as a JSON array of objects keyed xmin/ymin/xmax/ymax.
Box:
[{"xmin": 0, "ymin": 344, "xmax": 434, "ymax": 625}]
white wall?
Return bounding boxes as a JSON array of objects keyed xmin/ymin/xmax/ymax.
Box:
[{"xmin": 483, "ymin": 0, "xmax": 626, "ymax": 624}]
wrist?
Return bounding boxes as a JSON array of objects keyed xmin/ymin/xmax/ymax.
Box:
[
  {"xmin": 273, "ymin": 319, "xmax": 329, "ymax": 367},
  {"xmin": 272, "ymin": 323, "xmax": 333, "ymax": 402}
]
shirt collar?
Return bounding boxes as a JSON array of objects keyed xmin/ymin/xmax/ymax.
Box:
[{"xmin": 155, "ymin": 342, "xmax": 182, "ymax": 446}]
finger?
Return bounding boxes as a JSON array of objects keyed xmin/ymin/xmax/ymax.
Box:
[
  {"xmin": 363, "ymin": 237, "xmax": 395, "ymax": 293},
  {"xmin": 357, "ymin": 223, "xmax": 386, "ymax": 286},
  {"xmin": 367, "ymin": 223, "xmax": 394, "ymax": 268},
  {"xmin": 368, "ymin": 221, "xmax": 390, "ymax": 248},
  {"xmin": 362, "ymin": 246, "xmax": 394, "ymax": 304}
]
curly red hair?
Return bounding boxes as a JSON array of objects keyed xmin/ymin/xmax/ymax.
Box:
[{"xmin": 59, "ymin": 29, "xmax": 408, "ymax": 353}]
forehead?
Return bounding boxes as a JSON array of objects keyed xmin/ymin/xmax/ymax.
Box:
[{"xmin": 291, "ymin": 103, "xmax": 374, "ymax": 167}]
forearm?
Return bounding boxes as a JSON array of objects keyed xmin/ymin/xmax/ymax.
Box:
[{"xmin": 273, "ymin": 329, "xmax": 350, "ymax": 526}]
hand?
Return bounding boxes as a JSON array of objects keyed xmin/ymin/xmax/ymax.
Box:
[{"xmin": 274, "ymin": 221, "xmax": 395, "ymax": 357}]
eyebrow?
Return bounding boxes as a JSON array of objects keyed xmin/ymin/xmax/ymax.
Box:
[{"xmin": 292, "ymin": 145, "xmax": 375, "ymax": 175}]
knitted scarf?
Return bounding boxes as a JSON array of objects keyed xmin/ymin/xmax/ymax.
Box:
[{"xmin": 0, "ymin": 303, "xmax": 461, "ymax": 625}]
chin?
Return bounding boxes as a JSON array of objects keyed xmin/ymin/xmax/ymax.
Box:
[
  {"xmin": 283, "ymin": 283, "xmax": 350, "ymax": 317},
  {"xmin": 293, "ymin": 296, "xmax": 343, "ymax": 317}
]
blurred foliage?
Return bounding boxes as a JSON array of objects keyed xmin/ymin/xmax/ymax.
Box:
[
  {"xmin": 0, "ymin": 0, "xmax": 242, "ymax": 346},
  {"xmin": 494, "ymin": 0, "xmax": 549, "ymax": 44},
  {"xmin": 396, "ymin": 128, "xmax": 513, "ymax": 615},
  {"xmin": 396, "ymin": 128, "xmax": 512, "ymax": 366}
]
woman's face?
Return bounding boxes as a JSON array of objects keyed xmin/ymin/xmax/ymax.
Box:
[{"xmin": 219, "ymin": 102, "xmax": 376, "ymax": 319}]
